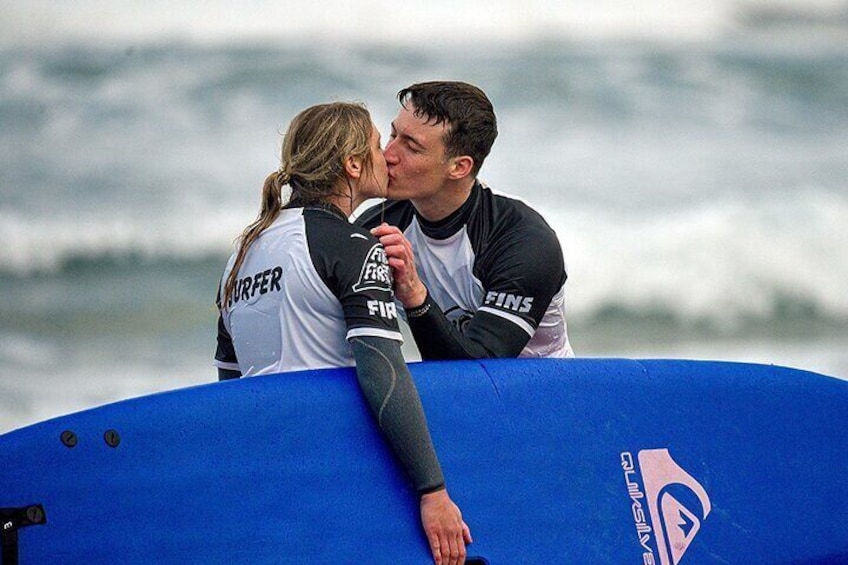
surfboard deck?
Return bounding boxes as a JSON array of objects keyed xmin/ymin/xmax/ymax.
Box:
[{"xmin": 2, "ymin": 358, "xmax": 847, "ymax": 563}]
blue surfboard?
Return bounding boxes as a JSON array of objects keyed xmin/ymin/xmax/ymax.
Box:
[{"xmin": 2, "ymin": 358, "xmax": 847, "ymax": 563}]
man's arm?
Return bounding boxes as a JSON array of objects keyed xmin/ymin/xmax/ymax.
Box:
[
  {"xmin": 405, "ymin": 292, "xmax": 531, "ymax": 359},
  {"xmin": 373, "ymin": 223, "xmax": 556, "ymax": 359},
  {"xmin": 350, "ymin": 335, "xmax": 471, "ymax": 565}
]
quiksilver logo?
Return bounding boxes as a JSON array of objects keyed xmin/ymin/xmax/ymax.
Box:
[
  {"xmin": 353, "ymin": 244, "xmax": 391, "ymax": 293},
  {"xmin": 621, "ymin": 449, "xmax": 711, "ymax": 565}
]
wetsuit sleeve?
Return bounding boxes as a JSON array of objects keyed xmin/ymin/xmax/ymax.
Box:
[
  {"xmin": 350, "ymin": 335, "xmax": 445, "ymax": 495},
  {"xmin": 409, "ymin": 221, "xmax": 566, "ymax": 360},
  {"xmin": 406, "ymin": 293, "xmax": 531, "ymax": 359}
]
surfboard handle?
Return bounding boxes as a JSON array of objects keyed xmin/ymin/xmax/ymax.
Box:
[{"xmin": 1, "ymin": 505, "xmax": 46, "ymax": 565}]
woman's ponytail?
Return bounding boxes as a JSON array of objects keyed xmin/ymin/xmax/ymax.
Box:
[{"xmin": 220, "ymin": 169, "xmax": 287, "ymax": 311}]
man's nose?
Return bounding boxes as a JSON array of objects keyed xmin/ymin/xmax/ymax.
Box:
[{"xmin": 383, "ymin": 139, "xmax": 398, "ymax": 163}]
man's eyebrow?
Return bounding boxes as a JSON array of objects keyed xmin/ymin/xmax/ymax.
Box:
[{"xmin": 390, "ymin": 121, "xmax": 425, "ymax": 149}]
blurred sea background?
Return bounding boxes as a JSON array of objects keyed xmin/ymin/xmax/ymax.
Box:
[{"xmin": 1, "ymin": 0, "xmax": 847, "ymax": 433}]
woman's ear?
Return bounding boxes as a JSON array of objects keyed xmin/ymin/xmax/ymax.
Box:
[
  {"xmin": 448, "ymin": 155, "xmax": 474, "ymax": 180},
  {"xmin": 344, "ymin": 155, "xmax": 363, "ymax": 179}
]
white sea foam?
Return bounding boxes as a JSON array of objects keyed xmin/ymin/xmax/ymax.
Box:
[
  {"xmin": 3, "ymin": 186, "xmax": 846, "ymax": 329},
  {"xmin": 529, "ymin": 188, "xmax": 848, "ymax": 324},
  {"xmin": 0, "ymin": 205, "xmax": 250, "ymax": 275}
]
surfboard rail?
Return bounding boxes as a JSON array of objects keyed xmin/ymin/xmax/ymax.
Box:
[{"xmin": 2, "ymin": 358, "xmax": 847, "ymax": 563}]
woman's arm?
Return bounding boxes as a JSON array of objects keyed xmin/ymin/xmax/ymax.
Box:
[{"xmin": 350, "ymin": 335, "xmax": 471, "ymax": 565}]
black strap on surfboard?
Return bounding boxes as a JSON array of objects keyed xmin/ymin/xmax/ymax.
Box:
[{"xmin": 1, "ymin": 505, "xmax": 47, "ymax": 565}]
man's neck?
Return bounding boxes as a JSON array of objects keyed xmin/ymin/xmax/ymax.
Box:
[{"xmin": 411, "ymin": 178, "xmax": 475, "ymax": 222}]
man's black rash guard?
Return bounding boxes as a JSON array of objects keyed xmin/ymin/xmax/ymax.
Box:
[
  {"xmin": 356, "ymin": 182, "xmax": 574, "ymax": 360},
  {"xmin": 351, "ymin": 336, "xmax": 445, "ymax": 495},
  {"xmin": 405, "ymin": 292, "xmax": 516, "ymax": 359}
]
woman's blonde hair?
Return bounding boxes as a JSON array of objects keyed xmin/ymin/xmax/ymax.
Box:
[{"xmin": 220, "ymin": 102, "xmax": 374, "ymax": 310}]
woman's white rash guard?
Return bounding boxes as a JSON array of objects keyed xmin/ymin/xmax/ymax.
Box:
[{"xmin": 215, "ymin": 204, "xmax": 445, "ymax": 494}]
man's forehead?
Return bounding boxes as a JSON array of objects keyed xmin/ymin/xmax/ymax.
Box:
[{"xmin": 394, "ymin": 106, "xmax": 448, "ymax": 139}]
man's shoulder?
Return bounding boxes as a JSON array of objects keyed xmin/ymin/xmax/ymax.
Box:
[
  {"xmin": 475, "ymin": 184, "xmax": 560, "ymax": 243},
  {"xmin": 474, "ymin": 185, "xmax": 567, "ymax": 285},
  {"xmin": 481, "ymin": 183, "xmax": 545, "ymax": 217}
]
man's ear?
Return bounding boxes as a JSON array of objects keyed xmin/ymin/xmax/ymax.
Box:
[
  {"xmin": 344, "ymin": 155, "xmax": 363, "ymax": 179},
  {"xmin": 448, "ymin": 155, "xmax": 474, "ymax": 180}
]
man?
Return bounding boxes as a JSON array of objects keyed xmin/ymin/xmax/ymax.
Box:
[{"xmin": 357, "ymin": 81, "xmax": 574, "ymax": 360}]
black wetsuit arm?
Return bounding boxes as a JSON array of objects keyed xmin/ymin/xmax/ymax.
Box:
[
  {"xmin": 406, "ymin": 292, "xmax": 531, "ymax": 360},
  {"xmin": 350, "ymin": 335, "xmax": 446, "ymax": 495}
]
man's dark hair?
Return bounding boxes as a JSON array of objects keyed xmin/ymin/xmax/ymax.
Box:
[{"xmin": 398, "ymin": 81, "xmax": 498, "ymax": 176}]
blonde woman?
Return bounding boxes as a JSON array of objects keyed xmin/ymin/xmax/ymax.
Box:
[{"xmin": 214, "ymin": 102, "xmax": 471, "ymax": 564}]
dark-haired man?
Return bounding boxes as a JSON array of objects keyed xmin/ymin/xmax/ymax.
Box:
[{"xmin": 356, "ymin": 81, "xmax": 574, "ymax": 360}]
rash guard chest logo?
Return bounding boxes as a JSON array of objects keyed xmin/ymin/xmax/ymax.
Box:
[{"xmin": 353, "ymin": 244, "xmax": 391, "ymax": 293}]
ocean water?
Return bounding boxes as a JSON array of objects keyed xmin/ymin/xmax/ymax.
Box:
[{"xmin": 1, "ymin": 1, "xmax": 847, "ymax": 433}]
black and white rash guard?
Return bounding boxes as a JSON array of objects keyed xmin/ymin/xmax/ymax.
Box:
[
  {"xmin": 215, "ymin": 205, "xmax": 403, "ymax": 376},
  {"xmin": 214, "ymin": 204, "xmax": 445, "ymax": 495},
  {"xmin": 356, "ymin": 182, "xmax": 574, "ymax": 360}
]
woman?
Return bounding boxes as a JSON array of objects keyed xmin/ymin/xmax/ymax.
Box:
[{"xmin": 214, "ymin": 102, "xmax": 471, "ymax": 564}]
